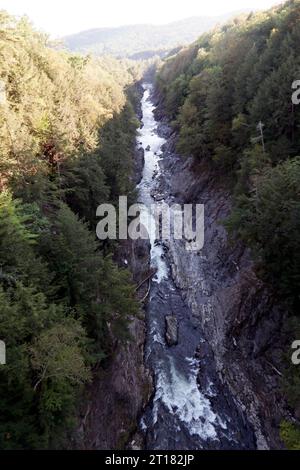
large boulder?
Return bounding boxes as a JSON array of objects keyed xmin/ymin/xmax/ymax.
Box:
[{"xmin": 165, "ymin": 315, "xmax": 178, "ymax": 347}]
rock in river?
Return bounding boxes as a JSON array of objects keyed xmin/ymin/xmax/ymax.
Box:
[{"xmin": 165, "ymin": 315, "xmax": 178, "ymax": 347}]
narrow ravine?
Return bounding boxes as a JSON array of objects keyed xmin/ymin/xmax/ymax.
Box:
[{"xmin": 136, "ymin": 83, "xmax": 256, "ymax": 450}]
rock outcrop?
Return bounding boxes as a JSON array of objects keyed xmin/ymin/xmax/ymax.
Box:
[
  {"xmin": 134, "ymin": 146, "xmax": 145, "ymax": 185},
  {"xmin": 165, "ymin": 315, "xmax": 178, "ymax": 346}
]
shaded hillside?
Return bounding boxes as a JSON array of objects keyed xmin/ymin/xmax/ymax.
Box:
[{"xmin": 63, "ymin": 12, "xmax": 250, "ymax": 59}]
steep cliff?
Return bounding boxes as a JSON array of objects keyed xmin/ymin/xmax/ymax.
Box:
[{"xmin": 73, "ymin": 237, "xmax": 152, "ymax": 450}]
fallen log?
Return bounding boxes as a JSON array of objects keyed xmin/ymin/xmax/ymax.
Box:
[{"xmin": 135, "ymin": 268, "xmax": 157, "ymax": 292}]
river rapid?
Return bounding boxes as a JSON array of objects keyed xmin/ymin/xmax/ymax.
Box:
[{"xmin": 136, "ymin": 84, "xmax": 256, "ymax": 450}]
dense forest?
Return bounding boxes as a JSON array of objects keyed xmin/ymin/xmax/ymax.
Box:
[
  {"xmin": 0, "ymin": 11, "xmax": 143, "ymax": 449},
  {"xmin": 2, "ymin": 0, "xmax": 300, "ymax": 452},
  {"xmin": 155, "ymin": 0, "xmax": 300, "ymax": 448}
]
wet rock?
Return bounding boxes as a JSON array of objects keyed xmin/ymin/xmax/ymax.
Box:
[
  {"xmin": 195, "ymin": 343, "xmax": 212, "ymax": 361},
  {"xmin": 162, "ymin": 243, "xmax": 169, "ymax": 253},
  {"xmin": 128, "ymin": 432, "xmax": 144, "ymax": 450},
  {"xmin": 133, "ymin": 147, "xmax": 145, "ymax": 185},
  {"xmin": 165, "ymin": 315, "xmax": 178, "ymax": 347},
  {"xmin": 154, "ymin": 194, "xmax": 164, "ymax": 202},
  {"xmin": 73, "ymin": 313, "xmax": 153, "ymax": 450}
]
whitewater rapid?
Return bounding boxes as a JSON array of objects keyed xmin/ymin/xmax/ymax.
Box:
[{"xmin": 137, "ymin": 84, "xmax": 255, "ymax": 450}]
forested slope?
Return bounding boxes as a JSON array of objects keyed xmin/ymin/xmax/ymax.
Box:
[
  {"xmin": 155, "ymin": 0, "xmax": 300, "ymax": 448},
  {"xmin": 0, "ymin": 11, "xmax": 142, "ymax": 449},
  {"xmin": 63, "ymin": 13, "xmax": 248, "ymax": 60}
]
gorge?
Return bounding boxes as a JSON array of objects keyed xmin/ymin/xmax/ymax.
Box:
[
  {"xmin": 1, "ymin": 1, "xmax": 300, "ymax": 452},
  {"xmin": 127, "ymin": 81, "xmax": 290, "ymax": 450},
  {"xmin": 136, "ymin": 84, "xmax": 256, "ymax": 450}
]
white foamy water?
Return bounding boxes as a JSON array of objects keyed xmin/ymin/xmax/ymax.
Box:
[
  {"xmin": 152, "ymin": 356, "xmax": 219, "ymax": 440},
  {"xmin": 137, "ymin": 84, "xmax": 168, "ymax": 283},
  {"xmin": 138, "ymin": 84, "xmax": 232, "ymax": 447}
]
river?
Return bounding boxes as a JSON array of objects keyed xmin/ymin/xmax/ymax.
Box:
[{"xmin": 136, "ymin": 83, "xmax": 256, "ymax": 450}]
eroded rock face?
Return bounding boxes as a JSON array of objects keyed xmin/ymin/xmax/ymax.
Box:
[
  {"xmin": 73, "ymin": 236, "xmax": 152, "ymax": 450},
  {"xmin": 165, "ymin": 315, "xmax": 178, "ymax": 346}
]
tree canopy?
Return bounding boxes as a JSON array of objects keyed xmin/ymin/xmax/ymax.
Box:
[{"xmin": 0, "ymin": 11, "xmax": 141, "ymax": 448}]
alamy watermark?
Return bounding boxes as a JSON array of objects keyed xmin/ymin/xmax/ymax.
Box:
[
  {"xmin": 96, "ymin": 197, "xmax": 205, "ymax": 251},
  {"xmin": 291, "ymin": 340, "xmax": 300, "ymax": 366},
  {"xmin": 291, "ymin": 80, "xmax": 300, "ymax": 105}
]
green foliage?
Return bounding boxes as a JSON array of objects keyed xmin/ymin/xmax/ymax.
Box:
[
  {"xmin": 0, "ymin": 191, "xmax": 50, "ymax": 292},
  {"xmin": 0, "ymin": 11, "xmax": 141, "ymax": 193},
  {"xmin": 29, "ymin": 319, "xmax": 91, "ymax": 443},
  {"xmin": 280, "ymin": 421, "xmax": 300, "ymax": 450},
  {"xmin": 156, "ymin": 1, "xmax": 300, "ymax": 171},
  {"xmin": 226, "ymin": 158, "xmax": 300, "ymax": 310},
  {"xmin": 97, "ymin": 101, "xmax": 139, "ymax": 203},
  {"xmin": 0, "ymin": 11, "xmax": 140, "ymax": 449},
  {"xmin": 61, "ymin": 154, "xmax": 109, "ymax": 227},
  {"xmin": 39, "ymin": 203, "xmax": 138, "ymax": 354},
  {"xmin": 0, "ymin": 283, "xmax": 73, "ymax": 449}
]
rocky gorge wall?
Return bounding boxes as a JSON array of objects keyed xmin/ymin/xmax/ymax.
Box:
[
  {"xmin": 154, "ymin": 117, "xmax": 291, "ymax": 449},
  {"xmin": 72, "ymin": 236, "xmax": 152, "ymax": 450}
]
